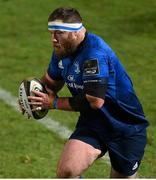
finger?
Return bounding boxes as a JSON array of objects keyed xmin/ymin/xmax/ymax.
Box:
[
  {"xmin": 18, "ymin": 100, "xmax": 23, "ymax": 109},
  {"xmin": 29, "ymin": 101, "xmax": 42, "ymax": 105},
  {"xmin": 31, "ymin": 90, "xmax": 45, "ymax": 96},
  {"xmin": 27, "ymin": 114, "xmax": 31, "ymax": 119},
  {"xmin": 28, "ymin": 96, "xmax": 43, "ymax": 101},
  {"xmin": 19, "ymin": 104, "xmax": 23, "ymax": 111},
  {"xmin": 19, "ymin": 104, "xmax": 25, "ymax": 112},
  {"xmin": 18, "ymin": 99, "xmax": 21, "ymax": 105},
  {"xmin": 22, "ymin": 110, "xmax": 25, "ymax": 115},
  {"xmin": 32, "ymin": 106, "xmax": 42, "ymax": 111},
  {"xmin": 18, "ymin": 100, "xmax": 26, "ymax": 114}
]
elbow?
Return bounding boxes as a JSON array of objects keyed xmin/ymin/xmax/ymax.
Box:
[
  {"xmin": 89, "ymin": 99, "xmax": 104, "ymax": 109},
  {"xmin": 86, "ymin": 94, "xmax": 104, "ymax": 109}
]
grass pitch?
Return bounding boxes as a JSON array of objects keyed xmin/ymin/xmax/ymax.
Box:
[{"xmin": 0, "ymin": 0, "xmax": 156, "ymax": 178}]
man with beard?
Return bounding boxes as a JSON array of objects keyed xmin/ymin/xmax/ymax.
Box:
[{"xmin": 25, "ymin": 7, "xmax": 148, "ymax": 178}]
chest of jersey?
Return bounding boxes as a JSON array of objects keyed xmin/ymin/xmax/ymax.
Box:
[{"xmin": 58, "ymin": 57, "xmax": 84, "ymax": 94}]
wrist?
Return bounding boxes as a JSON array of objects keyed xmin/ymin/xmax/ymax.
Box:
[{"xmin": 52, "ymin": 96, "xmax": 58, "ymax": 109}]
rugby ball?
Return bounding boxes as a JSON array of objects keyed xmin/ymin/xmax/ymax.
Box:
[{"xmin": 18, "ymin": 77, "xmax": 48, "ymax": 119}]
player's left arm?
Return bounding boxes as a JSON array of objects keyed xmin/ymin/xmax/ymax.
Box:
[
  {"xmin": 68, "ymin": 52, "xmax": 109, "ymax": 111},
  {"xmin": 85, "ymin": 94, "xmax": 104, "ymax": 109},
  {"xmin": 82, "ymin": 53, "xmax": 109, "ymax": 109}
]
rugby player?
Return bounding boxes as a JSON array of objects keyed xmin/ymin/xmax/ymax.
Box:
[{"xmin": 27, "ymin": 7, "xmax": 149, "ymax": 178}]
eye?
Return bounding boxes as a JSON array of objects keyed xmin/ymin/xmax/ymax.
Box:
[{"xmin": 56, "ymin": 31, "xmax": 65, "ymax": 34}]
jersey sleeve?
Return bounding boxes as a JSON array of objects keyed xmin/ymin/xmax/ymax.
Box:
[
  {"xmin": 47, "ymin": 53, "xmax": 63, "ymax": 80},
  {"xmin": 82, "ymin": 49, "xmax": 109, "ymax": 99},
  {"xmin": 83, "ymin": 48, "xmax": 109, "ymax": 80}
]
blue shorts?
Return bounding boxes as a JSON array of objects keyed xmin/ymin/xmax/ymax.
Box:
[{"xmin": 69, "ymin": 125, "xmax": 147, "ymax": 176}]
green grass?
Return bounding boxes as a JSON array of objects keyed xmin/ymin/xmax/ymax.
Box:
[
  {"xmin": 0, "ymin": 0, "xmax": 156, "ymax": 178},
  {"xmin": 0, "ymin": 101, "xmax": 63, "ymax": 178}
]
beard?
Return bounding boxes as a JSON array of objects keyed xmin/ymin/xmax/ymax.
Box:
[{"xmin": 54, "ymin": 41, "xmax": 77, "ymax": 59}]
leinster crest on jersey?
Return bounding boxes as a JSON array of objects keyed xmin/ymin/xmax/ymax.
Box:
[{"xmin": 74, "ymin": 62, "xmax": 80, "ymax": 74}]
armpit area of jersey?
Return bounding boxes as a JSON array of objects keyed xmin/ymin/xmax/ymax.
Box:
[
  {"xmin": 83, "ymin": 78, "xmax": 108, "ymax": 99},
  {"xmin": 69, "ymin": 93, "xmax": 91, "ymax": 112}
]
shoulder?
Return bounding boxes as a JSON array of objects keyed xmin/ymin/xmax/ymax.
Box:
[
  {"xmin": 83, "ymin": 33, "xmax": 112, "ymax": 55},
  {"xmin": 80, "ymin": 33, "xmax": 108, "ymax": 60},
  {"xmin": 49, "ymin": 52, "xmax": 61, "ymax": 67},
  {"xmin": 85, "ymin": 33, "xmax": 108, "ymax": 49}
]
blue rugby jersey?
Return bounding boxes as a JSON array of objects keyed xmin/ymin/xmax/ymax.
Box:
[{"xmin": 47, "ymin": 32, "xmax": 148, "ymax": 132}]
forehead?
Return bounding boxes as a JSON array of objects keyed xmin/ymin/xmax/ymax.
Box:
[{"xmin": 48, "ymin": 29, "xmax": 70, "ymax": 35}]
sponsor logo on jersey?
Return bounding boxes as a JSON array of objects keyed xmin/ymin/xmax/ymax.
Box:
[
  {"xmin": 67, "ymin": 75, "xmax": 74, "ymax": 82},
  {"xmin": 83, "ymin": 59, "xmax": 99, "ymax": 76},
  {"xmin": 67, "ymin": 82, "xmax": 83, "ymax": 90},
  {"xmin": 74, "ymin": 62, "xmax": 80, "ymax": 74}
]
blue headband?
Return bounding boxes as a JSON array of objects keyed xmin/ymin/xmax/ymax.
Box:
[{"xmin": 48, "ymin": 21, "xmax": 83, "ymax": 32}]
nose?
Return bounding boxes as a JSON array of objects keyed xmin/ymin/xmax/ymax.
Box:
[{"xmin": 51, "ymin": 32, "xmax": 58, "ymax": 43}]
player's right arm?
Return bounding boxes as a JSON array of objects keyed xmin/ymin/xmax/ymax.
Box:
[
  {"xmin": 41, "ymin": 52, "xmax": 65, "ymax": 94},
  {"xmin": 41, "ymin": 72, "xmax": 64, "ymax": 94},
  {"xmin": 32, "ymin": 53, "xmax": 73, "ymax": 111},
  {"xmin": 29, "ymin": 71, "xmax": 73, "ymax": 111}
]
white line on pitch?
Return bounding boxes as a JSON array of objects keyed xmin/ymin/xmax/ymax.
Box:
[
  {"xmin": 0, "ymin": 87, "xmax": 72, "ymax": 139},
  {"xmin": 0, "ymin": 87, "xmax": 110, "ymax": 164}
]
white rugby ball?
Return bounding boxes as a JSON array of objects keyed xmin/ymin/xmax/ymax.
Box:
[{"xmin": 18, "ymin": 77, "xmax": 48, "ymax": 119}]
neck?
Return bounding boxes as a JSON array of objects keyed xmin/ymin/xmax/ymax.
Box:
[
  {"xmin": 76, "ymin": 27, "xmax": 86, "ymax": 48},
  {"xmin": 70, "ymin": 28, "xmax": 86, "ymax": 58}
]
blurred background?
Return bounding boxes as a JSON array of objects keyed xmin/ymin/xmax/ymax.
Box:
[{"xmin": 0, "ymin": 0, "xmax": 155, "ymax": 178}]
